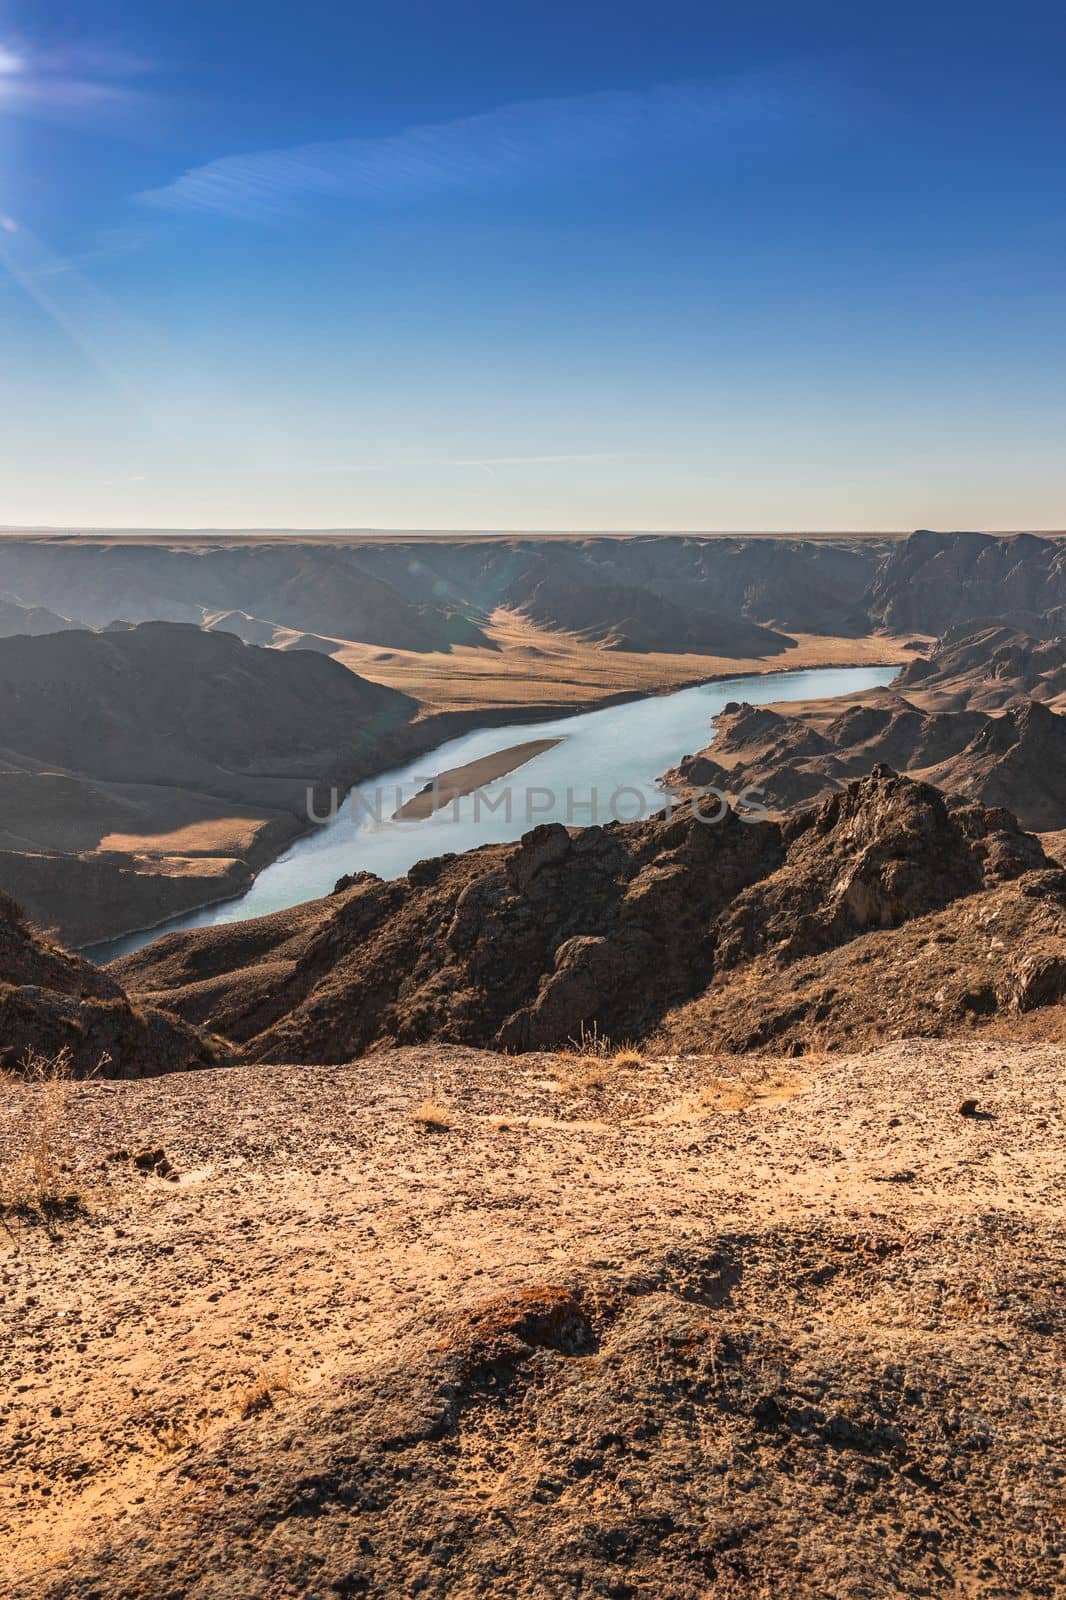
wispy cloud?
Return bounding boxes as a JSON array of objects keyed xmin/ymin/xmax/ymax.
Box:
[
  {"xmin": 251, "ymin": 451, "xmax": 623, "ymax": 477},
  {"xmin": 138, "ymin": 74, "xmax": 812, "ymax": 221},
  {"xmin": 0, "ymin": 36, "xmax": 152, "ymax": 124},
  {"xmin": 444, "ymin": 452, "xmax": 620, "ymax": 468}
]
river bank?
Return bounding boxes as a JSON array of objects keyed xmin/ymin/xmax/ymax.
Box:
[{"xmin": 85, "ymin": 662, "xmax": 900, "ymax": 963}]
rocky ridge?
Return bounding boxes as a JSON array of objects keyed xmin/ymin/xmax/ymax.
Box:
[
  {"xmin": 665, "ymin": 690, "xmax": 1066, "ymax": 832},
  {"xmin": 112, "ymin": 770, "xmax": 1062, "ymax": 1064},
  {"xmin": 0, "ymin": 888, "xmax": 218, "ymax": 1078}
]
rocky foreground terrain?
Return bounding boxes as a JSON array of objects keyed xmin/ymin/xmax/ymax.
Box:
[
  {"xmin": 0, "ymin": 889, "xmax": 217, "ymax": 1079},
  {"xmin": 1, "ymin": 775, "xmax": 1063, "ymax": 1596},
  {"xmin": 1, "ymin": 1035, "xmax": 1062, "ymax": 1597}
]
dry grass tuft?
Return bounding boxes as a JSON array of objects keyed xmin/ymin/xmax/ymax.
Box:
[
  {"xmin": 237, "ymin": 1362, "xmax": 293, "ymax": 1419},
  {"xmin": 696, "ymin": 1067, "xmax": 807, "ymax": 1115},
  {"xmin": 567, "ymin": 1022, "xmax": 612, "ymax": 1059},
  {"xmin": 0, "ymin": 1047, "xmax": 85, "ymax": 1233},
  {"xmin": 412, "ymin": 1097, "xmax": 451, "ymax": 1131},
  {"xmin": 611, "ymin": 1047, "xmax": 644, "ymax": 1070},
  {"xmin": 555, "ymin": 1057, "xmax": 608, "ymax": 1094},
  {"xmin": 143, "ymin": 1416, "xmax": 206, "ymax": 1458},
  {"xmin": 555, "ymin": 1022, "xmax": 619, "ymax": 1092}
]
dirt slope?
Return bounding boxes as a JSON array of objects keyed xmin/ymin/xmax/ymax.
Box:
[{"xmin": 1, "ymin": 1037, "xmax": 1062, "ymax": 1597}]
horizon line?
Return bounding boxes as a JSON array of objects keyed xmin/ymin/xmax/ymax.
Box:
[{"xmin": 2, "ymin": 527, "xmax": 1066, "ymax": 551}]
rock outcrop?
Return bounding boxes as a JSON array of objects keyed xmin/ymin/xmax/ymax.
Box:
[
  {"xmin": 922, "ymin": 697, "xmax": 1066, "ymax": 830},
  {"xmin": 665, "ymin": 692, "xmax": 1066, "ymax": 833},
  {"xmin": 113, "ymin": 772, "xmax": 1057, "ymax": 1063},
  {"xmin": 897, "ymin": 620, "xmax": 1066, "ymax": 710},
  {"xmin": 864, "ymin": 529, "xmax": 1066, "ymax": 634},
  {"xmin": 0, "ymin": 890, "xmax": 220, "ymax": 1077}
]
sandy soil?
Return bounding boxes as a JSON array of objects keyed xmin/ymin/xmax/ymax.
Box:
[
  {"xmin": 393, "ymin": 739, "xmax": 562, "ymax": 820},
  {"xmin": 1, "ymin": 1036, "xmax": 1062, "ymax": 1591}
]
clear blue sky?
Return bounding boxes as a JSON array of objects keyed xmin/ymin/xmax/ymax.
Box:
[{"xmin": 1, "ymin": 0, "xmax": 1064, "ymax": 530}]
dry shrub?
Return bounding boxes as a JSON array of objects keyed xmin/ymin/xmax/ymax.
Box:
[
  {"xmin": 555, "ymin": 1022, "xmax": 618, "ymax": 1092},
  {"xmin": 567, "ymin": 1022, "xmax": 612, "ymax": 1059},
  {"xmin": 0, "ymin": 1047, "xmax": 83, "ymax": 1230},
  {"xmin": 143, "ymin": 1416, "xmax": 206, "ymax": 1458},
  {"xmin": 412, "ymin": 1097, "xmax": 451, "ymax": 1131}
]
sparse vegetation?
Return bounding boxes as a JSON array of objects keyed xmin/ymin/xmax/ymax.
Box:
[
  {"xmin": 552, "ymin": 1024, "xmax": 650, "ymax": 1091},
  {"xmin": 237, "ymin": 1362, "xmax": 293, "ymax": 1419},
  {"xmin": 411, "ymin": 1097, "xmax": 451, "ymax": 1131},
  {"xmin": 611, "ymin": 1046, "xmax": 643, "ymax": 1070},
  {"xmin": 142, "ymin": 1416, "xmax": 207, "ymax": 1458},
  {"xmin": 555, "ymin": 1058, "xmax": 607, "ymax": 1094},
  {"xmin": 0, "ymin": 1047, "xmax": 84, "ymax": 1232},
  {"xmin": 566, "ymin": 1021, "xmax": 612, "ymax": 1059}
]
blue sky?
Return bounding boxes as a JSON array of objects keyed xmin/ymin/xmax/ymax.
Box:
[{"xmin": 1, "ymin": 0, "xmax": 1065, "ymax": 530}]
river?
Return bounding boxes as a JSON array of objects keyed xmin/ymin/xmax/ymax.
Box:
[{"xmin": 88, "ymin": 664, "xmax": 896, "ymax": 962}]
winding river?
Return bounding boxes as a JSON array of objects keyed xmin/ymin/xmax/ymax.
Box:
[{"xmin": 89, "ymin": 664, "xmax": 896, "ymax": 963}]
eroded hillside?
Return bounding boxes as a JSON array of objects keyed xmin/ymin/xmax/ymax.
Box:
[{"xmin": 112, "ymin": 771, "xmax": 1065, "ymax": 1062}]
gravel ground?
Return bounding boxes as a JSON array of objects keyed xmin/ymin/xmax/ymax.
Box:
[{"xmin": 1, "ymin": 1037, "xmax": 1063, "ymax": 1596}]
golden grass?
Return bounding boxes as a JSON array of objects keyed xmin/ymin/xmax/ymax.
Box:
[
  {"xmin": 412, "ymin": 1097, "xmax": 451, "ymax": 1131},
  {"xmin": 696, "ymin": 1067, "xmax": 808, "ymax": 1115},
  {"xmin": 553, "ymin": 1023, "xmax": 642, "ymax": 1093},
  {"xmin": 334, "ymin": 609, "xmax": 914, "ymax": 715},
  {"xmin": 0, "ymin": 1048, "xmax": 84, "ymax": 1231}
]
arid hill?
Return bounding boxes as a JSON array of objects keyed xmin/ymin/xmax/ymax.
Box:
[
  {"xmin": 0, "ymin": 592, "xmax": 87, "ymax": 638},
  {"xmin": 665, "ymin": 691, "xmax": 1066, "ymax": 832},
  {"xmin": 0, "ymin": 623, "xmax": 418, "ymax": 944},
  {"xmin": 3, "ymin": 531, "xmax": 1063, "ymax": 661},
  {"xmin": 500, "ymin": 571, "xmax": 793, "ymax": 655},
  {"xmin": 865, "ymin": 528, "xmax": 1066, "ymax": 633},
  {"xmin": 0, "ymin": 621, "xmax": 412, "ymax": 790},
  {"xmin": 920, "ymin": 698, "xmax": 1066, "ymax": 829},
  {"xmin": 897, "ymin": 619, "xmax": 1066, "ymax": 710},
  {"xmin": 0, "ymin": 540, "xmax": 489, "ymax": 651},
  {"xmin": 0, "ymin": 889, "xmax": 216, "ymax": 1078},
  {"xmin": 112, "ymin": 771, "xmax": 1063, "ymax": 1062},
  {"xmin": 0, "ymin": 531, "xmax": 891, "ymax": 655}
]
